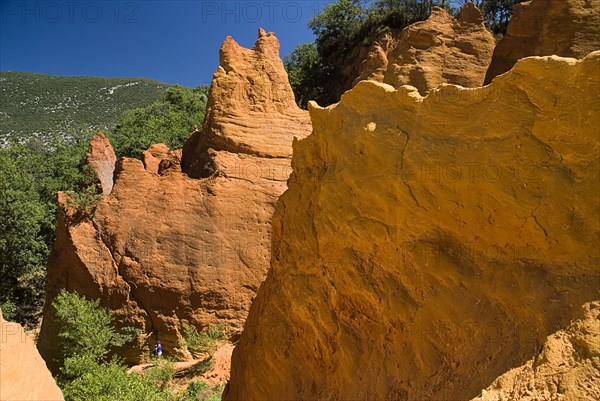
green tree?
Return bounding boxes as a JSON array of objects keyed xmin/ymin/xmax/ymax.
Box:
[
  {"xmin": 0, "ymin": 135, "xmax": 90, "ymax": 326},
  {"xmin": 284, "ymin": 42, "xmax": 335, "ymax": 108},
  {"xmin": 110, "ymin": 85, "xmax": 208, "ymax": 158},
  {"xmin": 53, "ymin": 290, "xmax": 127, "ymax": 373},
  {"xmin": 309, "ymin": 0, "xmax": 368, "ymax": 58},
  {"xmin": 0, "ymin": 150, "xmax": 48, "ymax": 322},
  {"xmin": 52, "ymin": 290, "xmax": 174, "ymax": 401}
]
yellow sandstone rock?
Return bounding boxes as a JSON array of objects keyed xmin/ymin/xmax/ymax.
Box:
[
  {"xmin": 472, "ymin": 301, "xmax": 600, "ymax": 401},
  {"xmin": 224, "ymin": 52, "xmax": 600, "ymax": 401},
  {"xmin": 1, "ymin": 309, "xmax": 64, "ymax": 401},
  {"xmin": 485, "ymin": 0, "xmax": 600, "ymax": 84}
]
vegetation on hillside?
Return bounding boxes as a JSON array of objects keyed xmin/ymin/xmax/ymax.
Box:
[
  {"xmin": 0, "ymin": 85, "xmax": 207, "ymax": 327},
  {"xmin": 109, "ymin": 85, "xmax": 208, "ymax": 158},
  {"xmin": 0, "ymin": 72, "xmax": 172, "ymax": 145},
  {"xmin": 0, "ymin": 136, "xmax": 91, "ymax": 325},
  {"xmin": 285, "ymin": 0, "xmax": 520, "ymax": 107},
  {"xmin": 53, "ymin": 290, "xmax": 222, "ymax": 401}
]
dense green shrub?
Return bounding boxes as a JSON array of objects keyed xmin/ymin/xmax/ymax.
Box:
[
  {"xmin": 109, "ymin": 85, "xmax": 208, "ymax": 158},
  {"xmin": 181, "ymin": 322, "xmax": 224, "ymax": 357},
  {"xmin": 52, "ymin": 290, "xmax": 177, "ymax": 401},
  {"xmin": 0, "ymin": 136, "xmax": 90, "ymax": 326},
  {"xmin": 185, "ymin": 381, "xmax": 224, "ymax": 401}
]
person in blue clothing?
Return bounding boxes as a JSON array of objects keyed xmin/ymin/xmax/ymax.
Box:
[{"xmin": 153, "ymin": 341, "xmax": 163, "ymax": 358}]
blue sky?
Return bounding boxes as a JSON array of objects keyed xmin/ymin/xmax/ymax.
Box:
[
  {"xmin": 1, "ymin": 1, "xmax": 465, "ymax": 87},
  {"xmin": 0, "ymin": 0, "xmax": 335, "ymax": 86}
]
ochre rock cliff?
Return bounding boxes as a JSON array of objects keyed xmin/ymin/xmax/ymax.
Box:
[
  {"xmin": 86, "ymin": 131, "xmax": 116, "ymax": 195},
  {"xmin": 342, "ymin": 4, "xmax": 495, "ymax": 97},
  {"xmin": 484, "ymin": 0, "xmax": 600, "ymax": 84},
  {"xmin": 37, "ymin": 29, "xmax": 311, "ymax": 369},
  {"xmin": 224, "ymin": 52, "xmax": 600, "ymax": 401},
  {"xmin": 0, "ymin": 309, "xmax": 64, "ymax": 401},
  {"xmin": 473, "ymin": 302, "xmax": 600, "ymax": 401}
]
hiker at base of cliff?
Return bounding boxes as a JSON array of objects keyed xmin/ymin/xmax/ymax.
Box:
[{"xmin": 153, "ymin": 341, "xmax": 163, "ymax": 358}]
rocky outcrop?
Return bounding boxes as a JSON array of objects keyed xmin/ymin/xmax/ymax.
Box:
[
  {"xmin": 485, "ymin": 0, "xmax": 600, "ymax": 84},
  {"xmin": 472, "ymin": 302, "xmax": 600, "ymax": 401},
  {"xmin": 340, "ymin": 4, "xmax": 496, "ymax": 98},
  {"xmin": 224, "ymin": 52, "xmax": 600, "ymax": 401},
  {"xmin": 38, "ymin": 29, "xmax": 311, "ymax": 369},
  {"xmin": 0, "ymin": 309, "xmax": 64, "ymax": 401},
  {"xmin": 182, "ymin": 28, "xmax": 311, "ymax": 178},
  {"xmin": 86, "ymin": 131, "xmax": 116, "ymax": 195},
  {"xmin": 141, "ymin": 143, "xmax": 182, "ymax": 174}
]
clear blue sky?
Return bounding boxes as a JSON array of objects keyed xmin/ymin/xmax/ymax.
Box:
[
  {"xmin": 0, "ymin": 0, "xmax": 336, "ymax": 86},
  {"xmin": 1, "ymin": 0, "xmax": 465, "ymax": 87}
]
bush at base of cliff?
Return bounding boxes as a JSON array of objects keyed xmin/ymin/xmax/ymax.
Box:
[
  {"xmin": 52, "ymin": 290, "xmax": 178, "ymax": 400},
  {"xmin": 181, "ymin": 323, "xmax": 224, "ymax": 358},
  {"xmin": 61, "ymin": 359, "xmax": 171, "ymax": 401},
  {"xmin": 185, "ymin": 381, "xmax": 224, "ymax": 401}
]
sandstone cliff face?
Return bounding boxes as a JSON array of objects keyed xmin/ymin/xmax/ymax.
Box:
[
  {"xmin": 341, "ymin": 4, "xmax": 495, "ymax": 98},
  {"xmin": 225, "ymin": 52, "xmax": 600, "ymax": 401},
  {"xmin": 473, "ymin": 301, "xmax": 600, "ymax": 401},
  {"xmin": 1, "ymin": 309, "xmax": 64, "ymax": 401},
  {"xmin": 484, "ymin": 0, "xmax": 600, "ymax": 84},
  {"xmin": 86, "ymin": 131, "xmax": 116, "ymax": 195},
  {"xmin": 38, "ymin": 29, "xmax": 311, "ymax": 368}
]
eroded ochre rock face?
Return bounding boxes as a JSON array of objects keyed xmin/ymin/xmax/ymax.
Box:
[
  {"xmin": 224, "ymin": 52, "xmax": 600, "ymax": 401},
  {"xmin": 0, "ymin": 309, "xmax": 64, "ymax": 401},
  {"xmin": 86, "ymin": 131, "xmax": 116, "ymax": 195},
  {"xmin": 484, "ymin": 0, "xmax": 600, "ymax": 84},
  {"xmin": 343, "ymin": 4, "xmax": 495, "ymax": 97},
  {"xmin": 37, "ymin": 29, "xmax": 311, "ymax": 369},
  {"xmin": 472, "ymin": 301, "xmax": 600, "ymax": 401}
]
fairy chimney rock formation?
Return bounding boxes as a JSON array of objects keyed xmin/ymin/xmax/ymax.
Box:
[
  {"xmin": 182, "ymin": 28, "xmax": 311, "ymax": 178},
  {"xmin": 85, "ymin": 131, "xmax": 116, "ymax": 195}
]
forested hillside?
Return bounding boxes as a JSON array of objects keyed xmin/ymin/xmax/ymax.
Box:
[
  {"xmin": 0, "ymin": 83, "xmax": 208, "ymax": 327},
  {"xmin": 0, "ymin": 72, "xmax": 171, "ymax": 145}
]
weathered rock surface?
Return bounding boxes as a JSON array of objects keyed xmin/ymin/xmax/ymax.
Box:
[
  {"xmin": 0, "ymin": 309, "xmax": 64, "ymax": 401},
  {"xmin": 472, "ymin": 301, "xmax": 600, "ymax": 401},
  {"xmin": 182, "ymin": 28, "xmax": 312, "ymax": 178},
  {"xmin": 141, "ymin": 143, "xmax": 182, "ymax": 174},
  {"xmin": 225, "ymin": 52, "xmax": 600, "ymax": 401},
  {"xmin": 341, "ymin": 4, "xmax": 495, "ymax": 98},
  {"xmin": 38, "ymin": 29, "xmax": 311, "ymax": 369},
  {"xmin": 485, "ymin": 0, "xmax": 600, "ymax": 84},
  {"xmin": 86, "ymin": 131, "xmax": 116, "ymax": 195}
]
